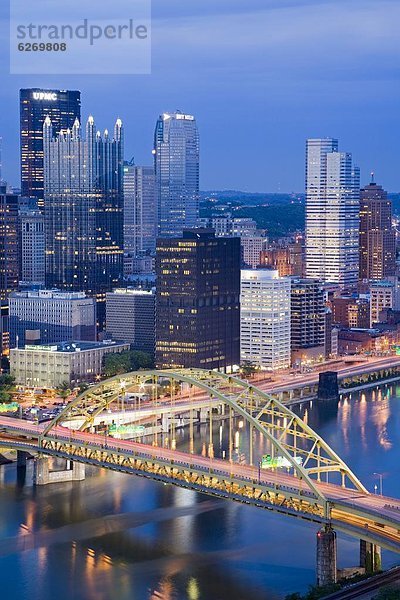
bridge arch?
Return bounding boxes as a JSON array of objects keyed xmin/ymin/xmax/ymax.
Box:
[{"xmin": 43, "ymin": 368, "xmax": 368, "ymax": 503}]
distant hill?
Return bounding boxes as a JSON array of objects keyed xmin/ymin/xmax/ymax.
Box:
[
  {"xmin": 200, "ymin": 190, "xmax": 400, "ymax": 239},
  {"xmin": 200, "ymin": 191, "xmax": 304, "ymax": 206},
  {"xmin": 200, "ymin": 191, "xmax": 305, "ymax": 238}
]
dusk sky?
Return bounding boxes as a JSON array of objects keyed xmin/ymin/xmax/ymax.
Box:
[{"xmin": 1, "ymin": 0, "xmax": 399, "ymax": 191}]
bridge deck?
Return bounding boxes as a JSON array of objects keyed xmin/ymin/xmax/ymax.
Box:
[{"xmin": 1, "ymin": 415, "xmax": 400, "ymax": 552}]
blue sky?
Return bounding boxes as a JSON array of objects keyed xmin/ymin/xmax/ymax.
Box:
[{"xmin": 1, "ymin": 0, "xmax": 399, "ymax": 191}]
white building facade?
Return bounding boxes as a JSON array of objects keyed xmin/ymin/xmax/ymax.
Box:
[
  {"xmin": 240, "ymin": 269, "xmax": 291, "ymax": 371},
  {"xmin": 305, "ymin": 138, "xmax": 360, "ymax": 288}
]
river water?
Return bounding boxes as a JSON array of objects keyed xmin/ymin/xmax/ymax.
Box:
[{"xmin": 1, "ymin": 382, "xmax": 400, "ymax": 600}]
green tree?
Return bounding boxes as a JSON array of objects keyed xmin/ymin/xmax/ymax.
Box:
[
  {"xmin": 56, "ymin": 381, "xmax": 71, "ymax": 401},
  {"xmin": 0, "ymin": 374, "xmax": 16, "ymax": 404},
  {"xmin": 102, "ymin": 350, "xmax": 154, "ymax": 378},
  {"xmin": 77, "ymin": 382, "xmax": 90, "ymax": 395},
  {"xmin": 240, "ymin": 361, "xmax": 258, "ymax": 378}
]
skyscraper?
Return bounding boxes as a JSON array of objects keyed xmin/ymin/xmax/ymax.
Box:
[
  {"xmin": 156, "ymin": 229, "xmax": 240, "ymax": 371},
  {"xmin": 0, "ymin": 185, "xmax": 19, "ymax": 302},
  {"xmin": 290, "ymin": 278, "xmax": 326, "ymax": 363},
  {"xmin": 240, "ymin": 269, "xmax": 291, "ymax": 371},
  {"xmin": 20, "ymin": 88, "xmax": 81, "ymax": 208},
  {"xmin": 19, "ymin": 208, "xmax": 45, "ymax": 287},
  {"xmin": 359, "ymin": 177, "xmax": 396, "ymax": 280},
  {"xmin": 123, "ymin": 161, "xmax": 156, "ymax": 255},
  {"xmin": 154, "ymin": 112, "xmax": 200, "ymax": 237},
  {"xmin": 43, "ymin": 116, "xmax": 124, "ymax": 325},
  {"xmin": 305, "ymin": 138, "xmax": 360, "ymax": 288}
]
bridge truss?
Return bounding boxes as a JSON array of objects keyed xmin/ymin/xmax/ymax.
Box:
[{"xmin": 42, "ymin": 369, "xmax": 367, "ymax": 510}]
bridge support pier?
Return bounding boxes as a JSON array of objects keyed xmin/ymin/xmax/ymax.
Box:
[
  {"xmin": 316, "ymin": 526, "xmax": 337, "ymax": 586},
  {"xmin": 33, "ymin": 456, "xmax": 85, "ymax": 485},
  {"xmin": 17, "ymin": 450, "xmax": 29, "ymax": 468},
  {"xmin": 318, "ymin": 372, "xmax": 339, "ymax": 401},
  {"xmin": 199, "ymin": 407, "xmax": 208, "ymax": 423},
  {"xmin": 161, "ymin": 414, "xmax": 170, "ymax": 433},
  {"xmin": 360, "ymin": 540, "xmax": 381, "ymax": 574}
]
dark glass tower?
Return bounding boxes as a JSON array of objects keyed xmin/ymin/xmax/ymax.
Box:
[
  {"xmin": 43, "ymin": 116, "xmax": 124, "ymax": 327},
  {"xmin": 0, "ymin": 185, "xmax": 19, "ymax": 301},
  {"xmin": 20, "ymin": 88, "xmax": 81, "ymax": 209},
  {"xmin": 156, "ymin": 229, "xmax": 240, "ymax": 371}
]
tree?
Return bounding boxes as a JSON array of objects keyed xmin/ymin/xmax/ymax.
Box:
[
  {"xmin": 240, "ymin": 361, "xmax": 258, "ymax": 378},
  {"xmin": 102, "ymin": 350, "xmax": 154, "ymax": 378},
  {"xmin": 56, "ymin": 381, "xmax": 71, "ymax": 401},
  {"xmin": 77, "ymin": 382, "xmax": 90, "ymax": 395},
  {"xmin": 0, "ymin": 374, "xmax": 16, "ymax": 404}
]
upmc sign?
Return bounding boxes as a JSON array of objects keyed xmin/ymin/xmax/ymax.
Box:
[{"xmin": 32, "ymin": 91, "xmax": 57, "ymax": 101}]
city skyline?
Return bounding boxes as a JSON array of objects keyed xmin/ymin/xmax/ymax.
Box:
[
  {"xmin": 2, "ymin": 2, "xmax": 400, "ymax": 599},
  {"xmin": 0, "ymin": 0, "xmax": 399, "ymax": 191}
]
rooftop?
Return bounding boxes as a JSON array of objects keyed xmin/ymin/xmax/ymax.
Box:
[
  {"xmin": 10, "ymin": 289, "xmax": 91, "ymax": 300},
  {"xmin": 18, "ymin": 340, "xmax": 127, "ymax": 353}
]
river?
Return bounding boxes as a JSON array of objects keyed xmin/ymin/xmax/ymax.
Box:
[{"xmin": 1, "ymin": 382, "xmax": 400, "ymax": 600}]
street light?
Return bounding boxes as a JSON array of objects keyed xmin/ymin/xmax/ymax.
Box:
[{"xmin": 373, "ymin": 472, "xmax": 383, "ymax": 496}]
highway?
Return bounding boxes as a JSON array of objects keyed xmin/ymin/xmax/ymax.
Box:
[
  {"xmin": 2, "ymin": 415, "xmax": 400, "ymax": 552},
  {"xmin": 61, "ymin": 396, "xmax": 215, "ymax": 429},
  {"xmin": 255, "ymin": 356, "xmax": 400, "ymax": 394}
]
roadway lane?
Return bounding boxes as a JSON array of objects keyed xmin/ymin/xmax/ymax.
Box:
[
  {"xmin": 2, "ymin": 415, "xmax": 400, "ymax": 546},
  {"xmin": 257, "ymin": 356, "xmax": 400, "ymax": 394}
]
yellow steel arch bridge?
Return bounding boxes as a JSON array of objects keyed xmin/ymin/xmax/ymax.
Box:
[{"xmin": 1, "ymin": 369, "xmax": 400, "ymax": 553}]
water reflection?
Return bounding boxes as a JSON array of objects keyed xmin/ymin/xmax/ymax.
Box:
[{"xmin": 1, "ymin": 384, "xmax": 400, "ymax": 598}]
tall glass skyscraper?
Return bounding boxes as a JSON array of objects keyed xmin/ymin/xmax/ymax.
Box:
[
  {"xmin": 305, "ymin": 138, "xmax": 360, "ymax": 288},
  {"xmin": 43, "ymin": 116, "xmax": 124, "ymax": 326},
  {"xmin": 20, "ymin": 88, "xmax": 81, "ymax": 209},
  {"xmin": 123, "ymin": 161, "xmax": 156, "ymax": 255},
  {"xmin": 154, "ymin": 111, "xmax": 199, "ymax": 237}
]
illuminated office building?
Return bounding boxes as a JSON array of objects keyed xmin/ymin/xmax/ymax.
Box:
[
  {"xmin": 19, "ymin": 209, "xmax": 45, "ymax": 287},
  {"xmin": 43, "ymin": 116, "xmax": 124, "ymax": 326},
  {"xmin": 359, "ymin": 177, "xmax": 396, "ymax": 280},
  {"xmin": 305, "ymin": 138, "xmax": 360, "ymax": 288},
  {"xmin": 154, "ymin": 111, "xmax": 199, "ymax": 237},
  {"xmin": 290, "ymin": 278, "xmax": 326, "ymax": 363},
  {"xmin": 0, "ymin": 185, "xmax": 19, "ymax": 357},
  {"xmin": 0, "ymin": 185, "xmax": 19, "ymax": 301},
  {"xmin": 20, "ymin": 88, "xmax": 81, "ymax": 208},
  {"xmin": 156, "ymin": 229, "xmax": 240, "ymax": 371},
  {"xmin": 240, "ymin": 269, "xmax": 291, "ymax": 371},
  {"xmin": 123, "ymin": 161, "xmax": 156, "ymax": 255}
]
